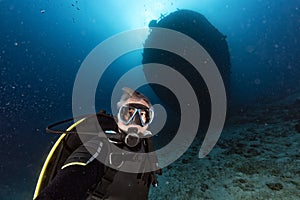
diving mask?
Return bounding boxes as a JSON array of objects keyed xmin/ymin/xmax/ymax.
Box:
[{"xmin": 117, "ymin": 103, "xmax": 154, "ymax": 127}]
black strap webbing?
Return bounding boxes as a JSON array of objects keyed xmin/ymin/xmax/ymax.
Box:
[
  {"xmin": 86, "ymin": 167, "xmax": 117, "ymax": 200},
  {"xmin": 86, "ymin": 137, "xmax": 162, "ymax": 199}
]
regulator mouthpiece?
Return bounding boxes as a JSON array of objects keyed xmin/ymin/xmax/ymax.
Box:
[{"xmin": 124, "ymin": 127, "xmax": 140, "ymax": 147}]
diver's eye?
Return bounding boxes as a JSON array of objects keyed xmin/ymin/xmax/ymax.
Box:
[
  {"xmin": 139, "ymin": 111, "xmax": 147, "ymax": 123},
  {"xmin": 128, "ymin": 108, "xmax": 135, "ymax": 115}
]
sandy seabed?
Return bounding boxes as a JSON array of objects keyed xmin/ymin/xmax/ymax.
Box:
[{"xmin": 149, "ymin": 94, "xmax": 300, "ymax": 200}]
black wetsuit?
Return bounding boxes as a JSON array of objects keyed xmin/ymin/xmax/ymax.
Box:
[{"xmin": 36, "ymin": 136, "xmax": 151, "ymax": 200}]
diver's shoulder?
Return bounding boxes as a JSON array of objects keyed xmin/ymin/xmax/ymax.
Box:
[{"xmin": 62, "ymin": 136, "xmax": 109, "ymax": 169}]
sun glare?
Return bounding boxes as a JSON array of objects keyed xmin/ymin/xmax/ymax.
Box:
[{"xmin": 132, "ymin": 0, "xmax": 176, "ymax": 28}]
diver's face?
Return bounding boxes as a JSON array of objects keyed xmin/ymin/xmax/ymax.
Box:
[{"xmin": 117, "ymin": 98, "xmax": 150, "ymax": 135}]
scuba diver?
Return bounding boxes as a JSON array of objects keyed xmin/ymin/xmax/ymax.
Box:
[{"xmin": 35, "ymin": 87, "xmax": 161, "ymax": 200}]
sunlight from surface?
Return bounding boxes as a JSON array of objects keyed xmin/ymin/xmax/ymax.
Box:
[
  {"xmin": 135, "ymin": 1, "xmax": 176, "ymax": 28},
  {"xmin": 120, "ymin": 0, "xmax": 214, "ymax": 29},
  {"xmin": 88, "ymin": 0, "xmax": 216, "ymax": 32}
]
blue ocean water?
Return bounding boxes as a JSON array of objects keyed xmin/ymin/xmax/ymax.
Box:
[{"xmin": 1, "ymin": 0, "xmax": 299, "ymax": 199}]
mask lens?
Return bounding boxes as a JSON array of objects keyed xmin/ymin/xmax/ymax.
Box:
[
  {"xmin": 118, "ymin": 104, "xmax": 154, "ymax": 126},
  {"xmin": 119, "ymin": 106, "xmax": 137, "ymax": 124},
  {"xmin": 139, "ymin": 108, "xmax": 153, "ymax": 125}
]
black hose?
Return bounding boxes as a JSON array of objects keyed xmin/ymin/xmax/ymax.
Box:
[{"xmin": 46, "ymin": 112, "xmax": 108, "ymax": 135}]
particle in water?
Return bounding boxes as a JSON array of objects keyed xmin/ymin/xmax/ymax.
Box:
[{"xmin": 254, "ymin": 79, "xmax": 261, "ymax": 85}]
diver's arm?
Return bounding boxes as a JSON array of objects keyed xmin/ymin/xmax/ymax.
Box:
[{"xmin": 35, "ymin": 158, "xmax": 104, "ymax": 200}]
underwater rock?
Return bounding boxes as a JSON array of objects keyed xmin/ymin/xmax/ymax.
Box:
[
  {"xmin": 235, "ymin": 162, "xmax": 258, "ymax": 175},
  {"xmin": 234, "ymin": 178, "xmax": 247, "ymax": 184},
  {"xmin": 167, "ymin": 165, "xmax": 172, "ymax": 169},
  {"xmin": 217, "ymin": 140, "xmax": 230, "ymax": 149},
  {"xmin": 200, "ymin": 183, "xmax": 209, "ymax": 192},
  {"xmin": 223, "ymin": 142, "xmax": 251, "ymax": 156},
  {"xmin": 142, "ymin": 10, "xmax": 231, "ymax": 133},
  {"xmin": 294, "ymin": 97, "xmax": 300, "ymax": 105},
  {"xmin": 295, "ymin": 121, "xmax": 300, "ymax": 133},
  {"xmin": 266, "ymin": 182, "xmax": 283, "ymax": 191},
  {"xmin": 244, "ymin": 148, "xmax": 261, "ymax": 158},
  {"xmin": 233, "ymin": 179, "xmax": 255, "ymax": 191}
]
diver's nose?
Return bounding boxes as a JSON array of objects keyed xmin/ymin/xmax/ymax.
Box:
[{"xmin": 132, "ymin": 114, "xmax": 142, "ymax": 126}]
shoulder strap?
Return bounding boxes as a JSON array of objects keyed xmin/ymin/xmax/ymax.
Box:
[
  {"xmin": 85, "ymin": 138, "xmax": 118, "ymax": 200},
  {"xmin": 141, "ymin": 137, "xmax": 162, "ymax": 187},
  {"xmin": 86, "ymin": 166, "xmax": 118, "ymax": 200}
]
